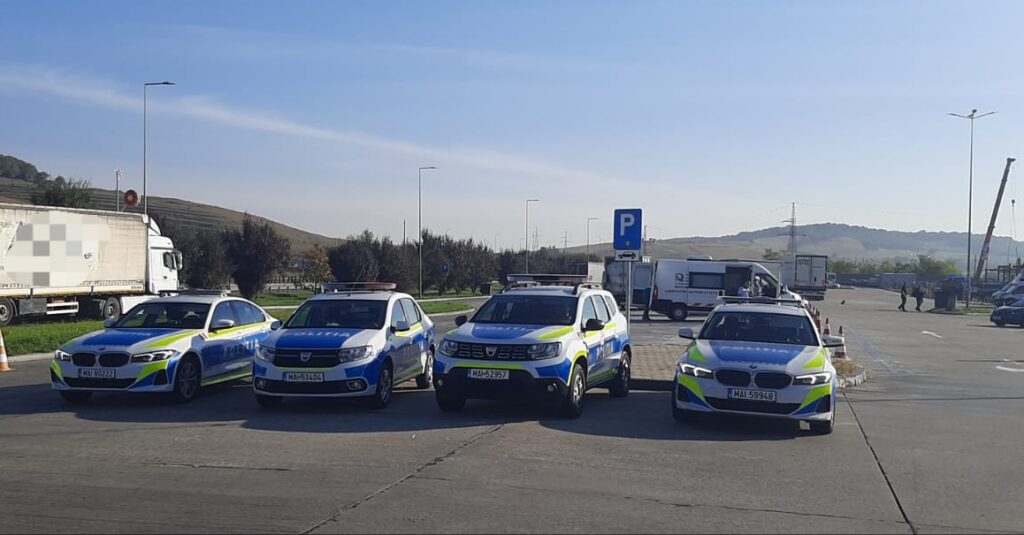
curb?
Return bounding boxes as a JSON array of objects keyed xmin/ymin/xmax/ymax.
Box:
[
  {"xmin": 9, "ymin": 352, "xmax": 52, "ymax": 363},
  {"xmin": 838, "ymin": 366, "xmax": 868, "ymax": 389}
]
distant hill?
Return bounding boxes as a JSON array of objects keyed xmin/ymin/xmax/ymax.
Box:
[
  {"xmin": 572, "ymin": 223, "xmax": 1024, "ymax": 270},
  {"xmin": 0, "ymin": 176, "xmax": 341, "ymax": 255}
]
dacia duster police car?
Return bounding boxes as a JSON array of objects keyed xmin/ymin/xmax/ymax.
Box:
[
  {"xmin": 51, "ymin": 292, "xmax": 277, "ymax": 403},
  {"xmin": 433, "ymin": 275, "xmax": 631, "ymax": 418},
  {"xmin": 673, "ymin": 297, "xmax": 842, "ymax": 434},
  {"xmin": 253, "ymin": 283, "xmax": 435, "ymax": 408}
]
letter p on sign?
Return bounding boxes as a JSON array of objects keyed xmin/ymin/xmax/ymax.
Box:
[{"xmin": 613, "ymin": 208, "xmax": 642, "ymax": 252}]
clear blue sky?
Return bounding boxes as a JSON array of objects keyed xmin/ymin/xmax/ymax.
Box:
[{"xmin": 3, "ymin": 0, "xmax": 1024, "ymax": 248}]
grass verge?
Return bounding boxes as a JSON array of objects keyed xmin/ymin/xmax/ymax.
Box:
[{"xmin": 3, "ymin": 320, "xmax": 104, "ymax": 356}]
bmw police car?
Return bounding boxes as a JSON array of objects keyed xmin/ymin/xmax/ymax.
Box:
[
  {"xmin": 673, "ymin": 297, "xmax": 842, "ymax": 434},
  {"xmin": 433, "ymin": 275, "xmax": 631, "ymax": 418},
  {"xmin": 252, "ymin": 283, "xmax": 435, "ymax": 408},
  {"xmin": 51, "ymin": 292, "xmax": 277, "ymax": 403}
]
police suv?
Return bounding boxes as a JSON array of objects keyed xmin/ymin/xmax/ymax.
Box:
[
  {"xmin": 52, "ymin": 292, "xmax": 277, "ymax": 403},
  {"xmin": 673, "ymin": 297, "xmax": 842, "ymax": 434},
  {"xmin": 253, "ymin": 283, "xmax": 435, "ymax": 408},
  {"xmin": 434, "ymin": 275, "xmax": 631, "ymax": 418}
]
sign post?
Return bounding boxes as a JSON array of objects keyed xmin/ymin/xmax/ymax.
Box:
[{"xmin": 613, "ymin": 208, "xmax": 643, "ymax": 330}]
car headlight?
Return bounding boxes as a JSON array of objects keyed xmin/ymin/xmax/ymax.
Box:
[
  {"xmin": 338, "ymin": 345, "xmax": 374, "ymax": 362},
  {"xmin": 527, "ymin": 342, "xmax": 561, "ymax": 360},
  {"xmin": 257, "ymin": 345, "xmax": 276, "ymax": 362},
  {"xmin": 54, "ymin": 349, "xmax": 71, "ymax": 362},
  {"xmin": 130, "ymin": 350, "xmax": 176, "ymax": 363},
  {"xmin": 794, "ymin": 372, "xmax": 833, "ymax": 385},
  {"xmin": 678, "ymin": 362, "xmax": 714, "ymax": 379},
  {"xmin": 439, "ymin": 339, "xmax": 459, "ymax": 357}
]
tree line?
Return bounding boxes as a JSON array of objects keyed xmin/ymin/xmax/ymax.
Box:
[{"xmin": 829, "ymin": 255, "xmax": 960, "ymax": 279}]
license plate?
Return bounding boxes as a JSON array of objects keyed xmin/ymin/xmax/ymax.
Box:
[
  {"xmin": 79, "ymin": 368, "xmax": 115, "ymax": 379},
  {"xmin": 468, "ymin": 369, "xmax": 509, "ymax": 380},
  {"xmin": 284, "ymin": 372, "xmax": 324, "ymax": 383},
  {"xmin": 728, "ymin": 388, "xmax": 776, "ymax": 402}
]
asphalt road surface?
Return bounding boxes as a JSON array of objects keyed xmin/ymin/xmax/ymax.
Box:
[{"xmin": 0, "ymin": 288, "xmax": 1019, "ymax": 533}]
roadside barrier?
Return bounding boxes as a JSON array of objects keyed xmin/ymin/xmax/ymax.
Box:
[{"xmin": 0, "ymin": 327, "xmax": 12, "ymax": 372}]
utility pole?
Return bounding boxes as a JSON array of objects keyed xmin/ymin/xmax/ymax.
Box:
[
  {"xmin": 525, "ymin": 199, "xmax": 539, "ymax": 273},
  {"xmin": 402, "ymin": 219, "xmax": 406, "ymax": 245},
  {"xmin": 784, "ymin": 202, "xmax": 798, "ymax": 257},
  {"xmin": 948, "ymin": 108, "xmax": 996, "ymax": 307},
  {"xmin": 643, "ymin": 225, "xmax": 648, "ymax": 258},
  {"xmin": 562, "ymin": 231, "xmax": 569, "ymax": 255},
  {"xmin": 114, "ymin": 169, "xmax": 122, "ymax": 212}
]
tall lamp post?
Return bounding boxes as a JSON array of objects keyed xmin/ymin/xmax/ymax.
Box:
[
  {"xmin": 525, "ymin": 199, "xmax": 539, "ymax": 273},
  {"xmin": 948, "ymin": 108, "xmax": 996, "ymax": 307},
  {"xmin": 586, "ymin": 217, "xmax": 598, "ymax": 261},
  {"xmin": 418, "ymin": 166, "xmax": 437, "ymax": 298},
  {"xmin": 143, "ymin": 81, "xmax": 175, "ymax": 215}
]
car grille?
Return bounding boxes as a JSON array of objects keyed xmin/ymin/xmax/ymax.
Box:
[
  {"xmin": 72, "ymin": 353, "xmax": 96, "ymax": 367},
  {"xmin": 98, "ymin": 353, "xmax": 130, "ymax": 367},
  {"xmin": 753, "ymin": 372, "xmax": 792, "ymax": 389},
  {"xmin": 705, "ymin": 397, "xmax": 800, "ymax": 415},
  {"xmin": 715, "ymin": 369, "xmax": 751, "ymax": 387},
  {"xmin": 455, "ymin": 342, "xmax": 530, "ymax": 360},
  {"xmin": 63, "ymin": 377, "xmax": 136, "ymax": 389},
  {"xmin": 273, "ymin": 350, "xmax": 341, "ymax": 368}
]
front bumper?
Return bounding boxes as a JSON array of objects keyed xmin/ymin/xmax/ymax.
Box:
[
  {"xmin": 252, "ymin": 359, "xmax": 381, "ymax": 398},
  {"xmin": 50, "ymin": 358, "xmax": 178, "ymax": 393},
  {"xmin": 673, "ymin": 373, "xmax": 835, "ymax": 421},
  {"xmin": 433, "ymin": 355, "xmax": 571, "ymax": 402}
]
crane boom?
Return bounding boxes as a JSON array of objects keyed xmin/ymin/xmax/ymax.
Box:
[{"xmin": 974, "ymin": 157, "xmax": 1016, "ymax": 284}]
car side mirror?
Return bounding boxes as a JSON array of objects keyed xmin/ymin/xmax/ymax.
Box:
[
  {"xmin": 584, "ymin": 318, "xmax": 605, "ymax": 331},
  {"xmin": 455, "ymin": 315, "xmax": 468, "ymax": 327},
  {"xmin": 103, "ymin": 319, "xmax": 117, "ymax": 329},
  {"xmin": 678, "ymin": 327, "xmax": 695, "ymax": 339},
  {"xmin": 212, "ymin": 318, "xmax": 235, "ymax": 331},
  {"xmin": 823, "ymin": 334, "xmax": 845, "ymax": 348},
  {"xmin": 270, "ymin": 320, "xmax": 282, "ymax": 331},
  {"xmin": 392, "ymin": 320, "xmax": 411, "ymax": 333}
]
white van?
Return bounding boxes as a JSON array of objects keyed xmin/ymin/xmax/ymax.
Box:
[{"xmin": 650, "ymin": 258, "xmax": 799, "ymax": 321}]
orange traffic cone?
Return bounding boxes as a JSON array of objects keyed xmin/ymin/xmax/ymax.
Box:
[
  {"xmin": 823, "ymin": 318, "xmax": 831, "ymax": 336},
  {"xmin": 0, "ymin": 327, "xmax": 12, "ymax": 372},
  {"xmin": 834, "ymin": 325, "xmax": 847, "ymax": 359}
]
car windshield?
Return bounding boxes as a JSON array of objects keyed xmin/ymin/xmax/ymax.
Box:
[
  {"xmin": 114, "ymin": 302, "xmax": 210, "ymax": 329},
  {"xmin": 700, "ymin": 311, "xmax": 817, "ymax": 346},
  {"xmin": 472, "ymin": 295, "xmax": 577, "ymax": 326},
  {"xmin": 284, "ymin": 300, "xmax": 387, "ymax": 329}
]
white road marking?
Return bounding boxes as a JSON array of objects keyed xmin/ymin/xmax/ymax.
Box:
[
  {"xmin": 995, "ymin": 366, "xmax": 1024, "ymax": 373},
  {"xmin": 921, "ymin": 331, "xmax": 943, "ymax": 339}
]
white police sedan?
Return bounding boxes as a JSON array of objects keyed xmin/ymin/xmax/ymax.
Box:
[
  {"xmin": 51, "ymin": 293, "xmax": 277, "ymax": 403},
  {"xmin": 673, "ymin": 299, "xmax": 842, "ymax": 434}
]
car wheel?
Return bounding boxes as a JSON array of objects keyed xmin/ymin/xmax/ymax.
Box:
[
  {"xmin": 436, "ymin": 390, "xmax": 466, "ymax": 412},
  {"xmin": 608, "ymin": 351, "xmax": 630, "ymax": 398},
  {"xmin": 415, "ymin": 350, "xmax": 434, "ymax": 390},
  {"xmin": 560, "ymin": 363, "xmax": 586, "ymax": 419},
  {"xmin": 808, "ymin": 407, "xmax": 835, "ymax": 435},
  {"xmin": 367, "ymin": 363, "xmax": 393, "ymax": 409},
  {"xmin": 59, "ymin": 390, "xmax": 92, "ymax": 404},
  {"xmin": 255, "ymin": 394, "xmax": 282, "ymax": 408},
  {"xmin": 995, "ymin": 320, "xmax": 1005, "ymax": 327},
  {"xmin": 671, "ymin": 304, "xmax": 688, "ymax": 322},
  {"xmin": 171, "ymin": 355, "xmax": 201, "ymax": 403}
]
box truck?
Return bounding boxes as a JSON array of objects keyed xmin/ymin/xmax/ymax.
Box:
[
  {"xmin": 650, "ymin": 257, "xmax": 800, "ymax": 321},
  {"xmin": 0, "ymin": 203, "xmax": 181, "ymax": 326},
  {"xmin": 780, "ymin": 254, "xmax": 829, "ymax": 301}
]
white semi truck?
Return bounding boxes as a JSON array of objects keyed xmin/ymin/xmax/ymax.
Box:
[{"xmin": 0, "ymin": 203, "xmax": 181, "ymax": 326}]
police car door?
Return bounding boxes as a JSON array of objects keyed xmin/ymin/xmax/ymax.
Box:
[
  {"xmin": 387, "ymin": 300, "xmax": 414, "ymax": 380},
  {"xmin": 228, "ymin": 301, "xmax": 267, "ymax": 376},
  {"xmin": 589, "ymin": 296, "xmax": 616, "ymax": 383},
  {"xmin": 400, "ymin": 298, "xmax": 427, "ymax": 377},
  {"xmin": 203, "ymin": 302, "xmax": 240, "ymax": 380},
  {"xmin": 579, "ymin": 297, "xmax": 606, "ymax": 383}
]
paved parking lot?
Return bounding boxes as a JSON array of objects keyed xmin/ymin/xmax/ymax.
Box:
[{"xmin": 1, "ymin": 288, "xmax": 1021, "ymax": 533}]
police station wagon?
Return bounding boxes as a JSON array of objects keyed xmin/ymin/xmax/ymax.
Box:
[
  {"xmin": 51, "ymin": 292, "xmax": 277, "ymax": 403},
  {"xmin": 253, "ymin": 283, "xmax": 435, "ymax": 408},
  {"xmin": 434, "ymin": 275, "xmax": 631, "ymax": 418}
]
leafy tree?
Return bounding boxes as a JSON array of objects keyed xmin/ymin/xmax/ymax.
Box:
[
  {"xmin": 30, "ymin": 177, "xmax": 93, "ymax": 208},
  {"xmin": 328, "ymin": 231, "xmax": 380, "ymax": 283},
  {"xmin": 301, "ymin": 245, "xmax": 332, "ymax": 286},
  {"xmin": 0, "ymin": 154, "xmax": 40, "ymax": 180},
  {"xmin": 377, "ymin": 237, "xmax": 416, "ymax": 292},
  {"xmin": 223, "ymin": 215, "xmax": 292, "ymax": 299}
]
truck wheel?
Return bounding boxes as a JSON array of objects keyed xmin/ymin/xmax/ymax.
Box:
[
  {"xmin": 670, "ymin": 304, "xmax": 688, "ymax": 322},
  {"xmin": 102, "ymin": 298, "xmax": 122, "ymax": 323},
  {"xmin": 0, "ymin": 298, "xmax": 15, "ymax": 327}
]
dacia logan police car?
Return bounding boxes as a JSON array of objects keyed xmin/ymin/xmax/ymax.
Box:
[
  {"xmin": 51, "ymin": 292, "xmax": 277, "ymax": 403},
  {"xmin": 433, "ymin": 275, "xmax": 631, "ymax": 418},
  {"xmin": 673, "ymin": 297, "xmax": 842, "ymax": 434},
  {"xmin": 252, "ymin": 283, "xmax": 435, "ymax": 408}
]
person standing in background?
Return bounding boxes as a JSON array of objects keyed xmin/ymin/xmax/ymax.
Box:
[{"xmin": 899, "ymin": 282, "xmax": 908, "ymax": 312}]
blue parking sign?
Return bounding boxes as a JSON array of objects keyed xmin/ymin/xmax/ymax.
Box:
[{"xmin": 613, "ymin": 209, "xmax": 642, "ymax": 252}]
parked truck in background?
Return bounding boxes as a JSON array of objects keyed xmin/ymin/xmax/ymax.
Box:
[
  {"xmin": 603, "ymin": 257, "xmax": 653, "ymax": 309},
  {"xmin": 650, "ymin": 257, "xmax": 800, "ymax": 321},
  {"xmin": 780, "ymin": 254, "xmax": 828, "ymax": 301},
  {"xmin": 0, "ymin": 203, "xmax": 181, "ymax": 326}
]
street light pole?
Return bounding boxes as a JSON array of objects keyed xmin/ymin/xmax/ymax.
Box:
[
  {"xmin": 948, "ymin": 109, "xmax": 996, "ymax": 307},
  {"xmin": 418, "ymin": 166, "xmax": 437, "ymax": 298},
  {"xmin": 143, "ymin": 81, "xmax": 175, "ymax": 216},
  {"xmin": 525, "ymin": 199, "xmax": 539, "ymax": 273},
  {"xmin": 586, "ymin": 217, "xmax": 598, "ymax": 261}
]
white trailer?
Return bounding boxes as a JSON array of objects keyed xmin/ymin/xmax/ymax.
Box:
[
  {"xmin": 0, "ymin": 203, "xmax": 181, "ymax": 326},
  {"xmin": 780, "ymin": 254, "xmax": 829, "ymax": 301},
  {"xmin": 650, "ymin": 257, "xmax": 800, "ymax": 321}
]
